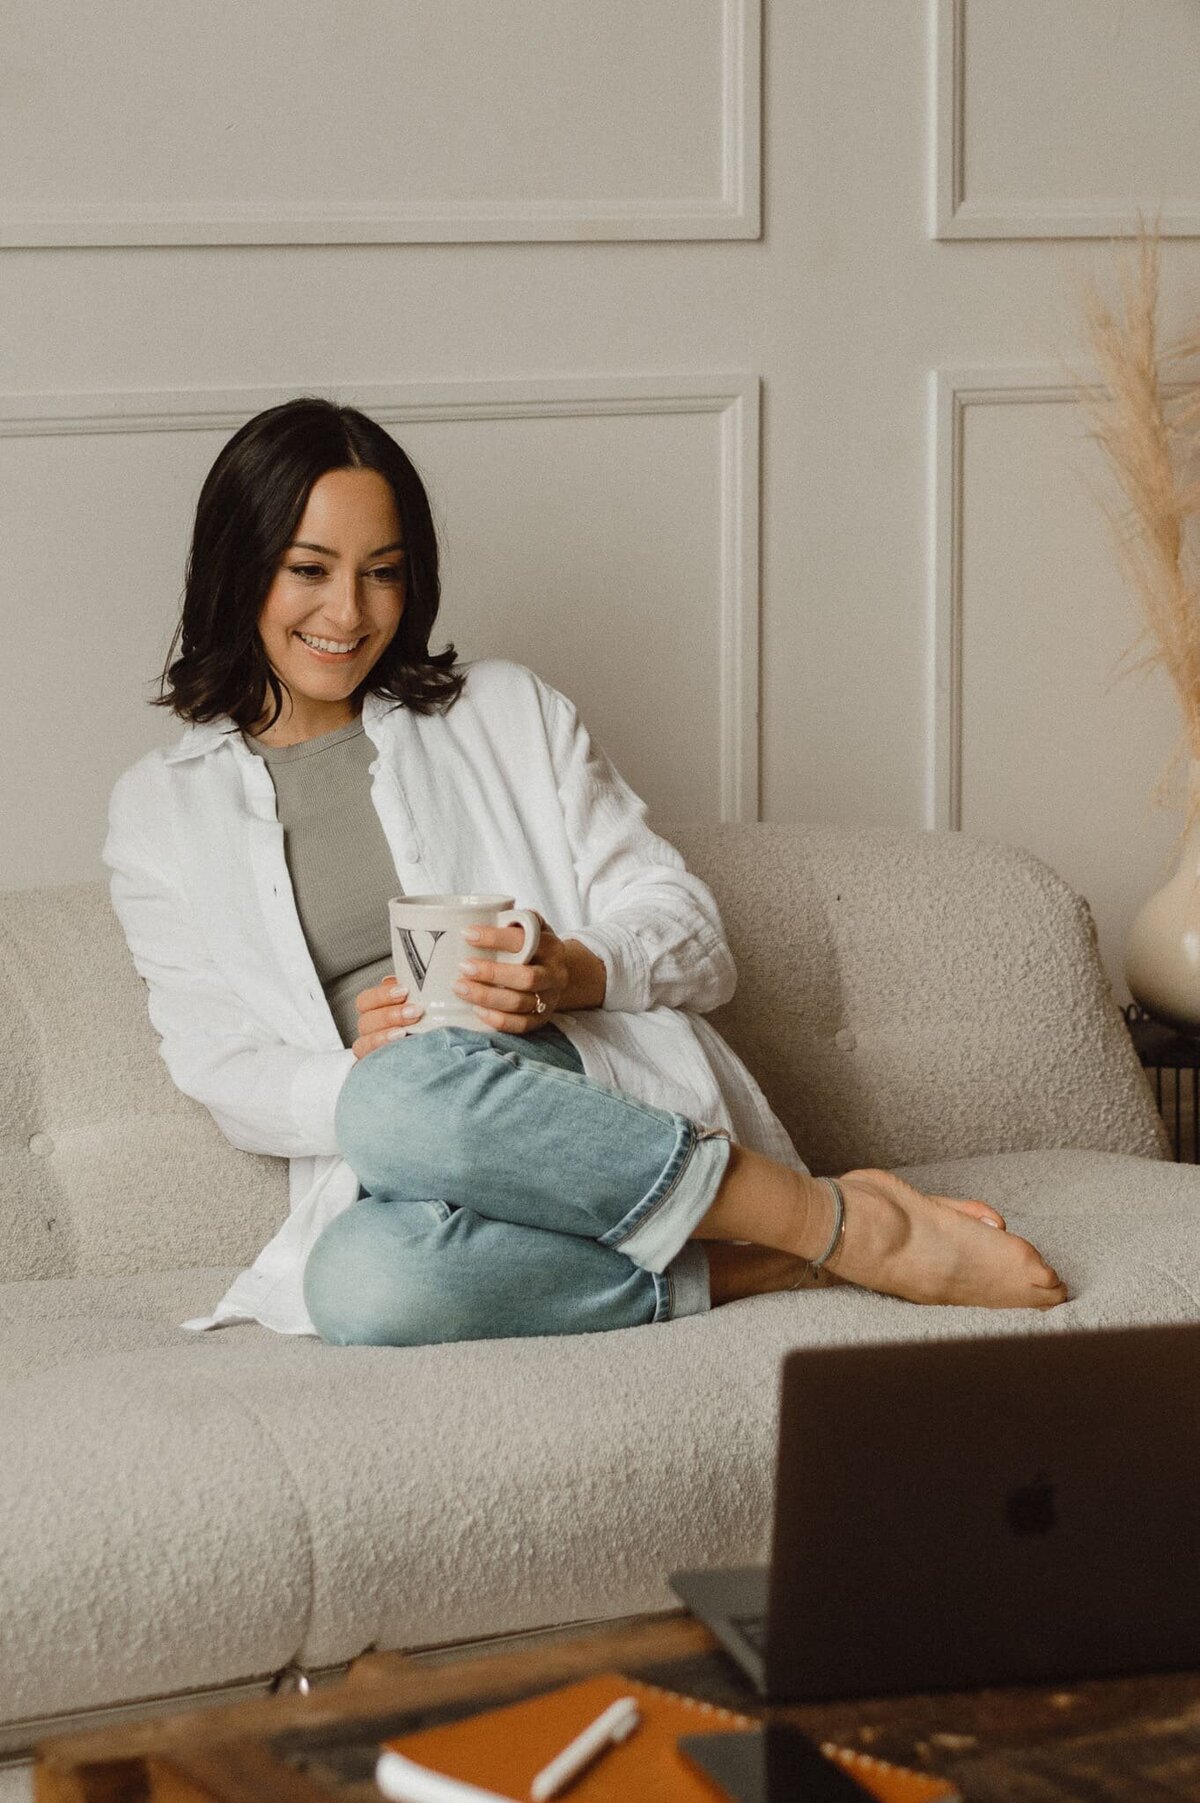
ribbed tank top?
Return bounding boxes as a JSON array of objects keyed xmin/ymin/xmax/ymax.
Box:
[{"xmin": 242, "ymin": 718, "xmax": 399, "ymax": 1047}]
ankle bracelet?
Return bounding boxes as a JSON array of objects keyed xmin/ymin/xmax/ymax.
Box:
[{"xmin": 809, "ymin": 1178, "xmax": 846, "ymax": 1272}]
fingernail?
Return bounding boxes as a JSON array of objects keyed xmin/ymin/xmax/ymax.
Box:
[
  {"xmin": 463, "ymin": 928, "xmax": 482, "ymax": 942},
  {"xmin": 400, "ymin": 1005, "xmax": 421, "ymax": 1020},
  {"xmin": 388, "ymin": 979, "xmax": 406, "ymax": 993},
  {"xmin": 981, "ymin": 1218, "xmax": 1001, "ymax": 1229},
  {"xmin": 387, "ymin": 1028, "xmax": 408, "ymax": 1041},
  {"xmin": 459, "ymin": 960, "xmax": 479, "ymax": 975}
]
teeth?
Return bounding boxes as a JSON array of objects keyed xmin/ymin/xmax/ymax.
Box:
[{"xmin": 298, "ymin": 632, "xmax": 361, "ymax": 654}]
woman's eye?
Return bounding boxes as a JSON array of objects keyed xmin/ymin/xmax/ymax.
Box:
[
  {"xmin": 370, "ymin": 564, "xmax": 404, "ymax": 582},
  {"xmin": 289, "ymin": 564, "xmax": 325, "ymax": 580}
]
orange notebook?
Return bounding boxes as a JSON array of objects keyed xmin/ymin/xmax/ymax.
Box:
[{"xmin": 377, "ymin": 1670, "xmax": 959, "ymax": 1802}]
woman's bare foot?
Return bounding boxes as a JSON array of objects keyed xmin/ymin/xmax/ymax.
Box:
[
  {"xmin": 693, "ymin": 1144, "xmax": 1067, "ymax": 1310},
  {"xmin": 830, "ymin": 1169, "xmax": 1068, "ymax": 1309},
  {"xmin": 703, "ymin": 1193, "xmax": 1052, "ymax": 1308}
]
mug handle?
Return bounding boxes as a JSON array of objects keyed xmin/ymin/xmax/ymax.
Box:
[{"xmin": 495, "ymin": 908, "xmax": 542, "ymax": 965}]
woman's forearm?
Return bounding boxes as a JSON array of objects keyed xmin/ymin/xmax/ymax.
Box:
[{"xmin": 561, "ymin": 938, "xmax": 608, "ymax": 1010}]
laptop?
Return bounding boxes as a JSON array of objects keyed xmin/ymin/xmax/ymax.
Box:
[{"xmin": 671, "ymin": 1322, "xmax": 1200, "ymax": 1701}]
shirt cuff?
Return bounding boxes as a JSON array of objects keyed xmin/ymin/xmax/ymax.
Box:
[
  {"xmin": 565, "ymin": 923, "xmax": 651, "ymax": 1013},
  {"xmin": 289, "ymin": 1048, "xmax": 357, "ymax": 1155}
]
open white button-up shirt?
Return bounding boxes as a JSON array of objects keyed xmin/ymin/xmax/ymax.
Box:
[{"xmin": 103, "ymin": 658, "xmax": 807, "ymax": 1335}]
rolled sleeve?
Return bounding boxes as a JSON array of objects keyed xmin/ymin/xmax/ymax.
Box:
[
  {"xmin": 563, "ymin": 921, "xmax": 652, "ymax": 1015},
  {"xmin": 539, "ymin": 677, "xmax": 737, "ymax": 1016}
]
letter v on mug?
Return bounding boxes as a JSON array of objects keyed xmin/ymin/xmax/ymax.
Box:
[{"xmin": 388, "ymin": 894, "xmax": 541, "ymax": 1033}]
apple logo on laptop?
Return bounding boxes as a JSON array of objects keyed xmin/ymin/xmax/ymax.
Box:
[{"xmin": 1005, "ymin": 1470, "xmax": 1056, "ymax": 1535}]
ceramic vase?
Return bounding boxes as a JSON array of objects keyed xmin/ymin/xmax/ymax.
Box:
[{"xmin": 1125, "ymin": 760, "xmax": 1200, "ymax": 1035}]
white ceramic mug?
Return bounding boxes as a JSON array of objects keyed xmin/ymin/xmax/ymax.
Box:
[{"xmin": 388, "ymin": 894, "xmax": 542, "ymax": 1034}]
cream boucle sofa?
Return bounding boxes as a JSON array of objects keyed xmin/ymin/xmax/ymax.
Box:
[{"xmin": 1, "ymin": 822, "xmax": 1192, "ymax": 1756}]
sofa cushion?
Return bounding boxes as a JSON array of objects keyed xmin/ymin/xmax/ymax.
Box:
[
  {"xmin": 0, "ymin": 884, "xmax": 288, "ymax": 1283},
  {"xmin": 0, "ymin": 1351, "xmax": 311, "ymax": 1724},
  {"xmin": 2, "ymin": 1147, "xmax": 1189, "ymax": 1731},
  {"xmin": 0, "ymin": 1268, "xmax": 242, "ymax": 1381},
  {"xmin": 897, "ymin": 1147, "xmax": 1200, "ymax": 1323}
]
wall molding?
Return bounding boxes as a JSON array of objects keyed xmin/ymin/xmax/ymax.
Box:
[
  {"xmin": 0, "ymin": 374, "xmax": 761, "ymax": 822},
  {"xmin": 932, "ymin": 0, "xmax": 1200, "ymax": 241},
  {"xmin": 0, "ymin": 1, "xmax": 760, "ymax": 247},
  {"xmin": 929, "ymin": 363, "xmax": 1196, "ymax": 832}
]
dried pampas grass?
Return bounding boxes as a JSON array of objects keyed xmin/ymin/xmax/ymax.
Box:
[{"xmin": 1068, "ymin": 214, "xmax": 1200, "ymax": 840}]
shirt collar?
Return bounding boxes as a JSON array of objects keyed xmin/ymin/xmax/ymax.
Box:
[{"xmin": 160, "ymin": 691, "xmax": 398, "ymax": 764}]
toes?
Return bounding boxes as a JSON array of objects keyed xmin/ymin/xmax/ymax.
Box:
[
  {"xmin": 1010, "ymin": 1237, "xmax": 1066, "ymax": 1300},
  {"xmin": 940, "ymin": 1196, "xmax": 1007, "ymax": 1230}
]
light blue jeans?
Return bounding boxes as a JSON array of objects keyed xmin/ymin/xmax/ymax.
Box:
[{"xmin": 303, "ymin": 1023, "xmax": 732, "ymax": 1346}]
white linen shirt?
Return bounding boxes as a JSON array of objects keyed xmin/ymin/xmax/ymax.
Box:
[{"xmin": 103, "ymin": 658, "xmax": 808, "ymax": 1335}]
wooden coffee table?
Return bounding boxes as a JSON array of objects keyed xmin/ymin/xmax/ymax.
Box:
[{"xmin": 33, "ymin": 1611, "xmax": 1200, "ymax": 1801}]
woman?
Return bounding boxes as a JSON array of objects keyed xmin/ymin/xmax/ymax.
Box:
[{"xmin": 103, "ymin": 397, "xmax": 1067, "ymax": 1343}]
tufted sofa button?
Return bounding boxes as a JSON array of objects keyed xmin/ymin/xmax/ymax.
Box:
[
  {"xmin": 29, "ymin": 1132, "xmax": 55, "ymax": 1156},
  {"xmin": 834, "ymin": 1027, "xmax": 857, "ymax": 1053}
]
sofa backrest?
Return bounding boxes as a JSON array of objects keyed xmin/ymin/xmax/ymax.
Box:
[
  {"xmin": 0, "ymin": 825, "xmax": 1164, "ymax": 1283},
  {"xmin": 661, "ymin": 821, "xmax": 1165, "ymax": 1178}
]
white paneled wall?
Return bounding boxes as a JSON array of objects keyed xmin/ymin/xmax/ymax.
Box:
[
  {"xmin": 0, "ymin": 0, "xmax": 756, "ymax": 241},
  {"xmin": 3, "ymin": 0, "xmax": 1200, "ymax": 1012}
]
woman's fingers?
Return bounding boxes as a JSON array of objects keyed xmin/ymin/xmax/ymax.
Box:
[
  {"xmin": 454, "ymin": 974, "xmax": 542, "ymax": 1014},
  {"xmin": 351, "ymin": 979, "xmax": 424, "ymax": 1057}
]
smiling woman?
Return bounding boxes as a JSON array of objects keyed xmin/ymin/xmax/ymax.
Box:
[
  {"xmin": 104, "ymin": 395, "xmax": 1067, "ymax": 1348},
  {"xmin": 152, "ymin": 396, "xmax": 466, "ymax": 736}
]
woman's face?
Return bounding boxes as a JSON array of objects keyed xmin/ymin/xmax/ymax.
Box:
[{"xmin": 253, "ymin": 466, "xmax": 406, "ymax": 743}]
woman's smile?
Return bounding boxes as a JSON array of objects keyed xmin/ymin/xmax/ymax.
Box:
[{"xmin": 294, "ymin": 630, "xmax": 368, "ymax": 661}]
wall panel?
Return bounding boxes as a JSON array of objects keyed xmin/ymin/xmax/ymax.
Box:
[
  {"xmin": 932, "ymin": 367, "xmax": 1188, "ymax": 1002},
  {"xmin": 0, "ymin": 0, "xmax": 760, "ymax": 244},
  {"xmin": 935, "ymin": 0, "xmax": 1200, "ymax": 238},
  {"xmin": 0, "ymin": 376, "xmax": 759, "ymax": 888}
]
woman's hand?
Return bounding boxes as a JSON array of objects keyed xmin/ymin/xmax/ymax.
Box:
[
  {"xmin": 454, "ymin": 913, "xmax": 597, "ymax": 1035},
  {"xmin": 351, "ymin": 979, "xmax": 424, "ymax": 1060}
]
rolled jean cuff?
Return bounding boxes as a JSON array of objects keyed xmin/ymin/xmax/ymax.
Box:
[
  {"xmin": 663, "ymin": 1240, "xmax": 711, "ymax": 1318},
  {"xmin": 604, "ymin": 1122, "xmax": 733, "ymax": 1275}
]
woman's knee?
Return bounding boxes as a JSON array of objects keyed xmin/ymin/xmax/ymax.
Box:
[
  {"xmin": 334, "ymin": 1031, "xmax": 479, "ymax": 1194},
  {"xmin": 303, "ymin": 1197, "xmax": 452, "ymax": 1347}
]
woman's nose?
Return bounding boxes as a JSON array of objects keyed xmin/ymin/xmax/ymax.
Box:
[{"xmin": 329, "ymin": 572, "xmax": 367, "ymax": 623}]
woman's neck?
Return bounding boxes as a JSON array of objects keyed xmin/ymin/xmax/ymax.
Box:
[{"xmin": 248, "ymin": 700, "xmax": 363, "ymax": 748}]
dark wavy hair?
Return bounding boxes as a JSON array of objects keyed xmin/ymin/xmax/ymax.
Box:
[{"xmin": 153, "ymin": 396, "xmax": 466, "ymax": 731}]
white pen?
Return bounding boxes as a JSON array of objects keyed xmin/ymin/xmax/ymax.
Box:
[
  {"xmin": 529, "ymin": 1696, "xmax": 641, "ymax": 1802},
  {"xmin": 375, "ymin": 1749, "xmax": 518, "ymax": 1803}
]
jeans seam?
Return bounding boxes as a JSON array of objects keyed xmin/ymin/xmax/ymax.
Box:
[{"xmin": 597, "ymin": 1119, "xmax": 699, "ymax": 1253}]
